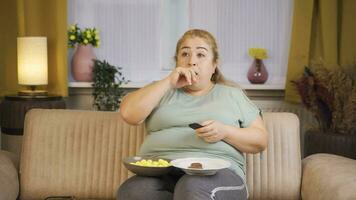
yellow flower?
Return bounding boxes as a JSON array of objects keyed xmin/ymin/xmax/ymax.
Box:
[
  {"xmin": 67, "ymin": 24, "xmax": 101, "ymax": 48},
  {"xmin": 69, "ymin": 35, "xmax": 76, "ymax": 40},
  {"xmin": 249, "ymin": 48, "xmax": 268, "ymax": 60}
]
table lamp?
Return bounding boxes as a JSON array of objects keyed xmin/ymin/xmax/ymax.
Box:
[{"xmin": 17, "ymin": 37, "xmax": 48, "ymax": 96}]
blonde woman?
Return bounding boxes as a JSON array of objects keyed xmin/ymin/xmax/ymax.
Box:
[{"xmin": 117, "ymin": 29, "xmax": 268, "ymax": 200}]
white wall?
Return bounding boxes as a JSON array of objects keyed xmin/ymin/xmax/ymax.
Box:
[{"xmin": 65, "ymin": 87, "xmax": 313, "ymax": 157}]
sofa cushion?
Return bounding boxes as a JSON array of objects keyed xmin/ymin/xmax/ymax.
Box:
[
  {"xmin": 246, "ymin": 112, "xmax": 302, "ymax": 200},
  {"xmin": 20, "ymin": 109, "xmax": 146, "ymax": 200},
  {"xmin": 0, "ymin": 150, "xmax": 19, "ymax": 200},
  {"xmin": 302, "ymin": 153, "xmax": 356, "ymax": 200}
]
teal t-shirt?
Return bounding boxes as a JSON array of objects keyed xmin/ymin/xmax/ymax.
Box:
[{"xmin": 139, "ymin": 84, "xmax": 260, "ymax": 180}]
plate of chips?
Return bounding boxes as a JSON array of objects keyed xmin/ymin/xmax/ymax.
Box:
[{"xmin": 123, "ymin": 156, "xmax": 173, "ymax": 177}]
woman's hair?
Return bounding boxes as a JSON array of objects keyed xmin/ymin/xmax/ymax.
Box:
[{"xmin": 174, "ymin": 29, "xmax": 239, "ymax": 88}]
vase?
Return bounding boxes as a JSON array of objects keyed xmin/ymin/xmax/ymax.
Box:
[
  {"xmin": 247, "ymin": 58, "xmax": 268, "ymax": 84},
  {"xmin": 71, "ymin": 44, "xmax": 96, "ymax": 82}
]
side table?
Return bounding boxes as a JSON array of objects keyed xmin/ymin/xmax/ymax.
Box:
[{"xmin": 0, "ymin": 95, "xmax": 66, "ymax": 156}]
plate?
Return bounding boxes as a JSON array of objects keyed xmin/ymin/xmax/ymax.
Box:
[
  {"xmin": 122, "ymin": 156, "xmax": 173, "ymax": 177},
  {"xmin": 170, "ymin": 157, "xmax": 231, "ymax": 176}
]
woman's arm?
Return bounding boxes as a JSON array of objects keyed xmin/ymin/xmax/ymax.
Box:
[
  {"xmin": 222, "ymin": 116, "xmax": 268, "ymax": 153},
  {"xmin": 120, "ymin": 66, "xmax": 198, "ymax": 125},
  {"xmin": 119, "ymin": 78, "xmax": 172, "ymax": 125},
  {"xmin": 196, "ymin": 116, "xmax": 268, "ymax": 153}
]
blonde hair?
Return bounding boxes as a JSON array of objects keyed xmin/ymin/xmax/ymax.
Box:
[{"xmin": 174, "ymin": 29, "xmax": 239, "ymax": 88}]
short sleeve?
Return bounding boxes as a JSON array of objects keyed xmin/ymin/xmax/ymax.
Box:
[
  {"xmin": 233, "ymin": 89, "xmax": 262, "ymax": 128},
  {"xmin": 157, "ymin": 88, "xmax": 175, "ymax": 106},
  {"xmin": 146, "ymin": 81, "xmax": 175, "ymax": 107}
]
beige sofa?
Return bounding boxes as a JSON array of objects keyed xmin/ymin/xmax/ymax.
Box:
[{"xmin": 1, "ymin": 109, "xmax": 356, "ymax": 200}]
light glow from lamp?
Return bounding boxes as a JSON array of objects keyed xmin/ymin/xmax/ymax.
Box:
[{"xmin": 17, "ymin": 37, "xmax": 48, "ymax": 86}]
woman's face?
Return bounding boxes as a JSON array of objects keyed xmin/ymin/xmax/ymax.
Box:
[{"xmin": 176, "ymin": 37, "xmax": 216, "ymax": 90}]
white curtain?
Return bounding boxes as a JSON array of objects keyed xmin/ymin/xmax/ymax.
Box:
[
  {"xmin": 68, "ymin": 0, "xmax": 293, "ymax": 86},
  {"xmin": 189, "ymin": 0, "xmax": 294, "ymax": 85},
  {"xmin": 68, "ymin": 0, "xmax": 162, "ymax": 82}
]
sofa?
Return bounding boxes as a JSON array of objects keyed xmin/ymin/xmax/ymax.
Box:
[{"xmin": 1, "ymin": 109, "xmax": 356, "ymax": 200}]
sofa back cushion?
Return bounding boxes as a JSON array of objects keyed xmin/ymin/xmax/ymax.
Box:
[
  {"xmin": 246, "ymin": 112, "xmax": 301, "ymax": 200},
  {"xmin": 20, "ymin": 109, "xmax": 146, "ymax": 200},
  {"xmin": 20, "ymin": 109, "xmax": 301, "ymax": 200}
]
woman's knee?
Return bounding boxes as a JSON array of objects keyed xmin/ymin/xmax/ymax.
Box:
[
  {"xmin": 173, "ymin": 170, "xmax": 247, "ymax": 200},
  {"xmin": 117, "ymin": 176, "xmax": 140, "ymax": 200},
  {"xmin": 174, "ymin": 175, "xmax": 211, "ymax": 199}
]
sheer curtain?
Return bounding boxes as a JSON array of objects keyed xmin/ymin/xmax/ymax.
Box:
[
  {"xmin": 68, "ymin": 0, "xmax": 161, "ymax": 82},
  {"xmin": 189, "ymin": 0, "xmax": 294, "ymax": 85},
  {"xmin": 68, "ymin": 0, "xmax": 293, "ymax": 87}
]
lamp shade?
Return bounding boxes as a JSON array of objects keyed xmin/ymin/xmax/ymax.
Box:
[{"xmin": 17, "ymin": 37, "xmax": 48, "ymax": 85}]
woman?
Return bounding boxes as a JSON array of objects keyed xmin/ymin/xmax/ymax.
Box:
[{"xmin": 117, "ymin": 29, "xmax": 268, "ymax": 200}]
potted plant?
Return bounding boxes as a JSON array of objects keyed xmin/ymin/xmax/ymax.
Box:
[
  {"xmin": 68, "ymin": 24, "xmax": 101, "ymax": 82},
  {"xmin": 293, "ymin": 64, "xmax": 356, "ymax": 159},
  {"xmin": 92, "ymin": 59, "xmax": 128, "ymax": 111}
]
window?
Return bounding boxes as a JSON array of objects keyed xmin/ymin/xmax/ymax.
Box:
[{"xmin": 68, "ymin": 0, "xmax": 294, "ymax": 88}]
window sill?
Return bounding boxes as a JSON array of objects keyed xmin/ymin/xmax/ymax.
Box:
[{"xmin": 68, "ymin": 81, "xmax": 285, "ymax": 90}]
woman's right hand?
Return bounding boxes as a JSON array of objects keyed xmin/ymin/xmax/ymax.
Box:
[
  {"xmin": 121, "ymin": 67, "xmax": 198, "ymax": 125},
  {"xmin": 167, "ymin": 66, "xmax": 199, "ymax": 88}
]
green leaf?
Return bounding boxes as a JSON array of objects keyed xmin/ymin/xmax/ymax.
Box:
[{"xmin": 92, "ymin": 59, "xmax": 129, "ymax": 111}]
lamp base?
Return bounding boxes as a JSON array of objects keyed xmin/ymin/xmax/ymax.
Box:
[
  {"xmin": 18, "ymin": 85, "xmax": 48, "ymax": 96},
  {"xmin": 18, "ymin": 90, "xmax": 48, "ymax": 96}
]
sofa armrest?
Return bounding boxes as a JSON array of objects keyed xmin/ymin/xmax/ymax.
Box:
[
  {"xmin": 301, "ymin": 153, "xmax": 356, "ymax": 200},
  {"xmin": 0, "ymin": 150, "xmax": 19, "ymax": 200}
]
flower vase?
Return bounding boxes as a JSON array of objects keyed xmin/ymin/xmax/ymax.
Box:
[
  {"xmin": 71, "ymin": 44, "xmax": 96, "ymax": 82},
  {"xmin": 247, "ymin": 58, "xmax": 268, "ymax": 84}
]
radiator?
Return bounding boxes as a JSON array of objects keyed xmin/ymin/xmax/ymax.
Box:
[{"xmin": 253, "ymin": 100, "xmax": 316, "ymax": 157}]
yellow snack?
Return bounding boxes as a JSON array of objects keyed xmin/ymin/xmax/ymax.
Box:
[{"xmin": 130, "ymin": 159, "xmax": 171, "ymax": 167}]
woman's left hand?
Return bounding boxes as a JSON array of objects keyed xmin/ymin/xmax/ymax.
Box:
[{"xmin": 195, "ymin": 120, "xmax": 227, "ymax": 143}]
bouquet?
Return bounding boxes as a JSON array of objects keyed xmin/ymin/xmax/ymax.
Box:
[
  {"xmin": 68, "ymin": 24, "xmax": 100, "ymax": 48},
  {"xmin": 292, "ymin": 65, "xmax": 356, "ymax": 134},
  {"xmin": 249, "ymin": 48, "xmax": 268, "ymax": 60}
]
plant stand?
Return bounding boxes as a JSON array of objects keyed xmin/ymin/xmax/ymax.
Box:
[{"xmin": 304, "ymin": 130, "xmax": 356, "ymax": 159}]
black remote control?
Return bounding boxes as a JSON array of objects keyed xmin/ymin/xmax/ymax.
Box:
[{"xmin": 188, "ymin": 123, "xmax": 204, "ymax": 130}]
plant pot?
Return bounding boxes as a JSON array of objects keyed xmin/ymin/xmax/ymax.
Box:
[
  {"xmin": 247, "ymin": 58, "xmax": 268, "ymax": 84},
  {"xmin": 304, "ymin": 130, "xmax": 356, "ymax": 159},
  {"xmin": 71, "ymin": 44, "xmax": 96, "ymax": 82}
]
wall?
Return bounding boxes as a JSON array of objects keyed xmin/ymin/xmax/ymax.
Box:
[
  {"xmin": 65, "ymin": 87, "xmax": 287, "ymax": 110},
  {"xmin": 65, "ymin": 87, "xmax": 314, "ymax": 157}
]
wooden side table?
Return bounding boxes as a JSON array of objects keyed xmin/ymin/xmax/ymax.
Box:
[{"xmin": 0, "ymin": 95, "xmax": 66, "ymax": 156}]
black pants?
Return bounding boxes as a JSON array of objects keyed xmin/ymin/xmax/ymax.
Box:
[{"xmin": 117, "ymin": 169, "xmax": 247, "ymax": 200}]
